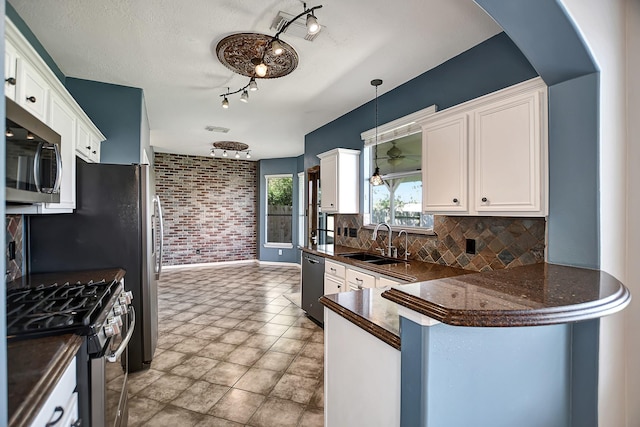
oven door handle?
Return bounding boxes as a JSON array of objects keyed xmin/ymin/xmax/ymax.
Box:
[{"xmin": 107, "ymin": 306, "xmax": 135, "ymax": 363}]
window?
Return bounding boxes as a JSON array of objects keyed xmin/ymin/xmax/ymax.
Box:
[
  {"xmin": 367, "ymin": 132, "xmax": 434, "ymax": 229},
  {"xmin": 298, "ymin": 172, "xmax": 305, "ymax": 247},
  {"xmin": 265, "ymin": 174, "xmax": 293, "ymax": 247}
]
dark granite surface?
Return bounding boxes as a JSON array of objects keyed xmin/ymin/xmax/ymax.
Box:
[
  {"xmin": 7, "ymin": 268, "xmax": 125, "ymax": 427},
  {"xmin": 303, "ymin": 244, "xmax": 470, "ymax": 282},
  {"xmin": 383, "ymin": 263, "xmax": 631, "ymax": 327},
  {"xmin": 315, "ymin": 246, "xmax": 631, "ymax": 346},
  {"xmin": 320, "ymin": 288, "xmax": 401, "ymax": 349},
  {"xmin": 8, "ymin": 334, "xmax": 82, "ymax": 427}
]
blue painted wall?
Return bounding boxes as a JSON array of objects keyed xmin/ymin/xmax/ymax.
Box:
[
  {"xmin": 258, "ymin": 157, "xmax": 300, "ymax": 263},
  {"xmin": 304, "ymin": 32, "xmax": 538, "ymax": 173},
  {"xmin": 6, "ymin": 3, "xmax": 65, "ymax": 84},
  {"xmin": 65, "ymin": 78, "xmax": 145, "ymax": 164}
]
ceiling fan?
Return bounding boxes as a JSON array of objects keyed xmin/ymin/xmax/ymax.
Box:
[{"xmin": 379, "ymin": 141, "xmax": 419, "ymax": 165}]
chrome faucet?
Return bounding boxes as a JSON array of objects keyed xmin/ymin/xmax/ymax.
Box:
[
  {"xmin": 398, "ymin": 229, "xmax": 411, "ymax": 261},
  {"xmin": 372, "ymin": 222, "xmax": 394, "ymax": 257}
]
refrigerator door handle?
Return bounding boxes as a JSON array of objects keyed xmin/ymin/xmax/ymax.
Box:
[{"xmin": 154, "ymin": 195, "xmax": 165, "ymax": 279}]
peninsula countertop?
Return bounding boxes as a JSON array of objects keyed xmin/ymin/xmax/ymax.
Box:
[{"xmin": 317, "ymin": 253, "xmax": 630, "ymax": 348}]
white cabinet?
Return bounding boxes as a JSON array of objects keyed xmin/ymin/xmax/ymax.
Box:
[
  {"xmin": 76, "ymin": 121, "xmax": 101, "ymax": 163},
  {"xmin": 4, "ymin": 39, "xmax": 18, "ymax": 100},
  {"xmin": 30, "ymin": 357, "xmax": 79, "ymax": 427},
  {"xmin": 43, "ymin": 93, "xmax": 77, "ymax": 212},
  {"xmin": 474, "ymin": 90, "xmax": 543, "ymax": 213},
  {"xmin": 346, "ymin": 267, "xmax": 376, "ymax": 291},
  {"xmin": 377, "ymin": 276, "xmax": 402, "ymax": 289},
  {"xmin": 324, "ymin": 260, "xmax": 346, "ymax": 294},
  {"xmin": 422, "ymin": 113, "xmax": 468, "ymax": 212},
  {"xmin": 16, "ymin": 58, "xmax": 50, "ymax": 122},
  {"xmin": 4, "ymin": 17, "xmax": 105, "ymax": 214},
  {"xmin": 318, "ymin": 148, "xmax": 360, "ymax": 214},
  {"xmin": 420, "ymin": 77, "xmax": 547, "ymax": 217}
]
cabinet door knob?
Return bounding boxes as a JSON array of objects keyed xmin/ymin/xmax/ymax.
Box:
[
  {"xmin": 26, "ymin": 96, "xmax": 37, "ymax": 103},
  {"xmin": 5, "ymin": 77, "xmax": 16, "ymax": 85},
  {"xmin": 481, "ymin": 197, "xmax": 488, "ymax": 203},
  {"xmin": 86, "ymin": 146, "xmax": 91, "ymax": 149},
  {"xmin": 452, "ymin": 198, "xmax": 458, "ymax": 203},
  {"xmin": 92, "ymin": 151, "xmax": 97, "ymax": 154}
]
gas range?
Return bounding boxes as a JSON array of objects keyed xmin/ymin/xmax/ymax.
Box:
[{"xmin": 6, "ymin": 271, "xmax": 132, "ymax": 354}]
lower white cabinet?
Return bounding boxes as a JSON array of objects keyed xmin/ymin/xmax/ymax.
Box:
[
  {"xmin": 346, "ymin": 268, "xmax": 376, "ymax": 290},
  {"xmin": 30, "ymin": 357, "xmax": 79, "ymax": 427},
  {"xmin": 323, "ymin": 258, "xmax": 407, "ymax": 293}
]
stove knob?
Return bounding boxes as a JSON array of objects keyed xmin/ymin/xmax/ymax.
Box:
[
  {"xmin": 113, "ymin": 305, "xmax": 124, "ymax": 317},
  {"xmin": 120, "ymin": 291, "xmax": 133, "ymax": 304},
  {"xmin": 108, "ymin": 315, "xmax": 123, "ymax": 326},
  {"xmin": 104, "ymin": 322, "xmax": 120, "ymax": 337}
]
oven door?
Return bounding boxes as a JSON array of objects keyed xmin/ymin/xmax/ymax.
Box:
[{"xmin": 91, "ymin": 307, "xmax": 135, "ymax": 427}]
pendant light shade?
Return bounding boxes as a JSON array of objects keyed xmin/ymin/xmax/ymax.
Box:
[
  {"xmin": 240, "ymin": 90, "xmax": 249, "ymax": 103},
  {"xmin": 370, "ymin": 78, "xmax": 384, "ymax": 186},
  {"xmin": 306, "ymin": 13, "xmax": 320, "ymax": 35},
  {"xmin": 249, "ymin": 78, "xmax": 258, "ymax": 91},
  {"xmin": 222, "ymin": 96, "xmax": 229, "ymax": 109},
  {"xmin": 271, "ymin": 39, "xmax": 284, "ymax": 56}
]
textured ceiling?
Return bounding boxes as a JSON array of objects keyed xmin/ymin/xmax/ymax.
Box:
[{"xmin": 7, "ymin": 0, "xmax": 501, "ymax": 160}]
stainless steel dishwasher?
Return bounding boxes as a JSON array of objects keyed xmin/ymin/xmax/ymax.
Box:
[{"xmin": 301, "ymin": 252, "xmax": 325, "ymax": 324}]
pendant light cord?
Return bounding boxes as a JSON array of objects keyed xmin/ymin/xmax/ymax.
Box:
[{"xmin": 375, "ymin": 83, "xmax": 379, "ymax": 168}]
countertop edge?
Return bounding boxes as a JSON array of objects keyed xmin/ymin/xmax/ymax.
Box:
[
  {"xmin": 382, "ymin": 281, "xmax": 632, "ymax": 327},
  {"xmin": 9, "ymin": 334, "xmax": 83, "ymax": 427},
  {"xmin": 319, "ymin": 295, "xmax": 401, "ymax": 350}
]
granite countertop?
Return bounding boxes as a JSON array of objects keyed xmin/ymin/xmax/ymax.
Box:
[
  {"xmin": 7, "ymin": 268, "xmax": 126, "ymax": 427},
  {"xmin": 315, "ymin": 245, "xmax": 631, "ymax": 348},
  {"xmin": 303, "ymin": 244, "xmax": 469, "ymax": 282},
  {"xmin": 320, "ymin": 288, "xmax": 402, "ymax": 349},
  {"xmin": 383, "ymin": 263, "xmax": 631, "ymax": 327},
  {"xmin": 8, "ymin": 334, "xmax": 82, "ymax": 427}
]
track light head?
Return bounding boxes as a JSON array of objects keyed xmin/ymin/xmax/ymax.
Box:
[
  {"xmin": 246, "ymin": 151, "xmax": 251, "ymax": 159},
  {"xmin": 240, "ymin": 90, "xmax": 249, "ymax": 103},
  {"xmin": 222, "ymin": 96, "xmax": 229, "ymax": 109},
  {"xmin": 223, "ymin": 150, "xmax": 228, "ymax": 157},
  {"xmin": 249, "ymin": 78, "xmax": 258, "ymax": 91},
  {"xmin": 271, "ymin": 39, "xmax": 284, "ymax": 56},
  {"xmin": 306, "ymin": 13, "xmax": 320, "ymax": 35}
]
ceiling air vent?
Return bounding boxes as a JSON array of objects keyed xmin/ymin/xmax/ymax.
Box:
[
  {"xmin": 205, "ymin": 125, "xmax": 230, "ymax": 133},
  {"xmin": 271, "ymin": 11, "xmax": 323, "ymax": 42}
]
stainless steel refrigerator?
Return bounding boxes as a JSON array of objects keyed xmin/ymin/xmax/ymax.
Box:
[{"xmin": 27, "ymin": 157, "xmax": 164, "ymax": 372}]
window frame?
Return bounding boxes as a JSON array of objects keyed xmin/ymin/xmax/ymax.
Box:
[{"xmin": 264, "ymin": 173, "xmax": 294, "ymax": 249}]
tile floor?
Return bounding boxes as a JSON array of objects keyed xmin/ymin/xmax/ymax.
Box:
[{"xmin": 125, "ymin": 263, "xmax": 324, "ymax": 427}]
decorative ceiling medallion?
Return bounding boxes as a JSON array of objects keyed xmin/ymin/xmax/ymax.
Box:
[
  {"xmin": 216, "ymin": 33, "xmax": 298, "ymax": 79},
  {"xmin": 212, "ymin": 141, "xmax": 249, "ymax": 151}
]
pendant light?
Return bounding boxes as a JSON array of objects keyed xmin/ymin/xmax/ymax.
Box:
[{"xmin": 370, "ymin": 79, "xmax": 384, "ymax": 186}]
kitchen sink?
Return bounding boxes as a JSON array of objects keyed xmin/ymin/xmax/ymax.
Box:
[
  {"xmin": 340, "ymin": 252, "xmax": 407, "ymax": 265},
  {"xmin": 340, "ymin": 252, "xmax": 386, "ymax": 262}
]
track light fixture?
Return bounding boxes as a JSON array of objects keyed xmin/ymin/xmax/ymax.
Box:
[
  {"xmin": 211, "ymin": 141, "xmax": 252, "ymax": 160},
  {"xmin": 216, "ymin": 3, "xmax": 322, "ymax": 105}
]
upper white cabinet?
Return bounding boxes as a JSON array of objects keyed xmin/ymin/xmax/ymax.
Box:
[
  {"xmin": 16, "ymin": 58, "xmax": 50, "ymax": 122},
  {"xmin": 4, "ymin": 39, "xmax": 18, "ymax": 100},
  {"xmin": 318, "ymin": 148, "xmax": 360, "ymax": 214},
  {"xmin": 474, "ymin": 90, "xmax": 543, "ymax": 213},
  {"xmin": 5, "ymin": 17, "xmax": 105, "ymax": 214},
  {"xmin": 423, "ymin": 113, "xmax": 468, "ymax": 212},
  {"xmin": 421, "ymin": 77, "xmax": 548, "ymax": 217}
]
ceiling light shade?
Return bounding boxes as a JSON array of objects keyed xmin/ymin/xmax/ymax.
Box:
[
  {"xmin": 210, "ymin": 149, "xmax": 216, "ymax": 157},
  {"xmin": 222, "ymin": 96, "xmax": 229, "ymax": 109},
  {"xmin": 26, "ymin": 132, "xmax": 35, "ymax": 140},
  {"xmin": 306, "ymin": 13, "xmax": 320, "ymax": 35},
  {"xmin": 254, "ymin": 61, "xmax": 268, "ymax": 78},
  {"xmin": 223, "ymin": 150, "xmax": 228, "ymax": 157},
  {"xmin": 240, "ymin": 90, "xmax": 249, "ymax": 103},
  {"xmin": 5, "ymin": 127, "xmax": 13, "ymax": 138},
  {"xmin": 249, "ymin": 78, "xmax": 258, "ymax": 91},
  {"xmin": 370, "ymin": 167, "xmax": 384, "ymax": 186},
  {"xmin": 370, "ymin": 78, "xmax": 384, "ymax": 186},
  {"xmin": 271, "ymin": 39, "xmax": 284, "ymax": 56},
  {"xmin": 246, "ymin": 151, "xmax": 251, "ymax": 159},
  {"xmin": 212, "ymin": 141, "xmax": 251, "ymax": 160},
  {"xmin": 235, "ymin": 151, "xmax": 241, "ymax": 159}
]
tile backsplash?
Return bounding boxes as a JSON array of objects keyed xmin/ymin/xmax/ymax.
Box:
[
  {"xmin": 335, "ymin": 214, "xmax": 545, "ymax": 272},
  {"xmin": 6, "ymin": 214, "xmax": 23, "ymax": 281}
]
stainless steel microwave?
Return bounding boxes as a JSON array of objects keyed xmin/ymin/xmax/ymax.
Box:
[{"xmin": 5, "ymin": 97, "xmax": 62, "ymax": 204}]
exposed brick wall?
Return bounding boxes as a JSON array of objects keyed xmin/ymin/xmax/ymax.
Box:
[{"xmin": 154, "ymin": 153, "xmax": 257, "ymax": 265}]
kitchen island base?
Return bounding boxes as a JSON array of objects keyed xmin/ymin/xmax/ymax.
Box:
[{"xmin": 400, "ymin": 316, "xmax": 599, "ymax": 427}]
